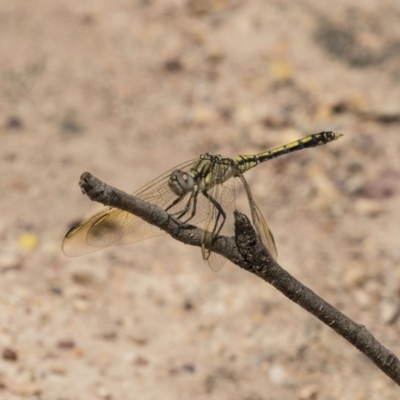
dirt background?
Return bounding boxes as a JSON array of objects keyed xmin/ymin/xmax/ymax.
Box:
[{"xmin": 2, "ymin": 0, "xmax": 400, "ymax": 399}]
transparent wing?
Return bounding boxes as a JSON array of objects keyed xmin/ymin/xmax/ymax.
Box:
[
  {"xmin": 201, "ymin": 167, "xmax": 277, "ymax": 272},
  {"xmin": 63, "ymin": 158, "xmax": 240, "ymax": 258},
  {"xmin": 63, "ymin": 155, "xmax": 277, "ymax": 267},
  {"xmin": 235, "ymin": 169, "xmax": 278, "ymax": 261},
  {"xmin": 62, "ymin": 159, "xmax": 197, "ymax": 256},
  {"xmin": 251, "ymin": 203, "xmax": 278, "ymax": 261}
]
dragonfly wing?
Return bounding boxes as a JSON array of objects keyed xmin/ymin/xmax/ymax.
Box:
[
  {"xmin": 62, "ymin": 207, "xmax": 158, "ymax": 256},
  {"xmin": 251, "ymin": 203, "xmax": 278, "ymax": 261},
  {"xmin": 62, "ymin": 158, "xmax": 197, "ymax": 256},
  {"xmin": 231, "ymin": 163, "xmax": 278, "ymax": 261}
]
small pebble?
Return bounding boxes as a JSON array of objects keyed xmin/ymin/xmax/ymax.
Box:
[
  {"xmin": 2, "ymin": 347, "xmax": 18, "ymax": 361},
  {"xmin": 57, "ymin": 339, "xmax": 76, "ymax": 350}
]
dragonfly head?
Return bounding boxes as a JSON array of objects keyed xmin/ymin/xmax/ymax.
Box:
[{"xmin": 168, "ymin": 170, "xmax": 195, "ymax": 196}]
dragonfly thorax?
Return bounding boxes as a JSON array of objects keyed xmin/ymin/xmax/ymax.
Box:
[{"xmin": 168, "ymin": 170, "xmax": 195, "ymax": 196}]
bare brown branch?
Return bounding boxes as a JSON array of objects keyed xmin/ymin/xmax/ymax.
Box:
[{"xmin": 79, "ymin": 171, "xmax": 400, "ymax": 385}]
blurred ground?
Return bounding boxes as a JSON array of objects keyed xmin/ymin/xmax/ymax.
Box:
[{"xmin": 1, "ymin": 0, "xmax": 400, "ymax": 399}]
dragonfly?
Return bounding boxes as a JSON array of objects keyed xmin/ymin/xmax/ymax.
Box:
[{"xmin": 62, "ymin": 131, "xmax": 343, "ymax": 271}]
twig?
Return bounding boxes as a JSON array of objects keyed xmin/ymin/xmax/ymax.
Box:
[
  {"xmin": 78, "ymin": 171, "xmax": 400, "ymax": 385},
  {"xmin": 234, "ymin": 211, "xmax": 400, "ymax": 385}
]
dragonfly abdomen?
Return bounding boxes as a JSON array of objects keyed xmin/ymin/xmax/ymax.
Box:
[{"xmin": 236, "ymin": 131, "xmax": 342, "ymax": 172}]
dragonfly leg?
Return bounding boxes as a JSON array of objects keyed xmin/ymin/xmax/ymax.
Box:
[
  {"xmin": 179, "ymin": 189, "xmax": 199, "ymax": 223},
  {"xmin": 165, "ymin": 193, "xmax": 187, "ymax": 213},
  {"xmin": 165, "ymin": 190, "xmax": 198, "ymax": 222},
  {"xmin": 202, "ymin": 191, "xmax": 226, "ymax": 239}
]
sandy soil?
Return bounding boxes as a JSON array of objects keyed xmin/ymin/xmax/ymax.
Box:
[{"xmin": 1, "ymin": 0, "xmax": 400, "ymax": 399}]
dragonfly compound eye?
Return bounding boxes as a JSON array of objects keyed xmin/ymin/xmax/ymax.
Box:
[{"xmin": 168, "ymin": 170, "xmax": 195, "ymax": 196}]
